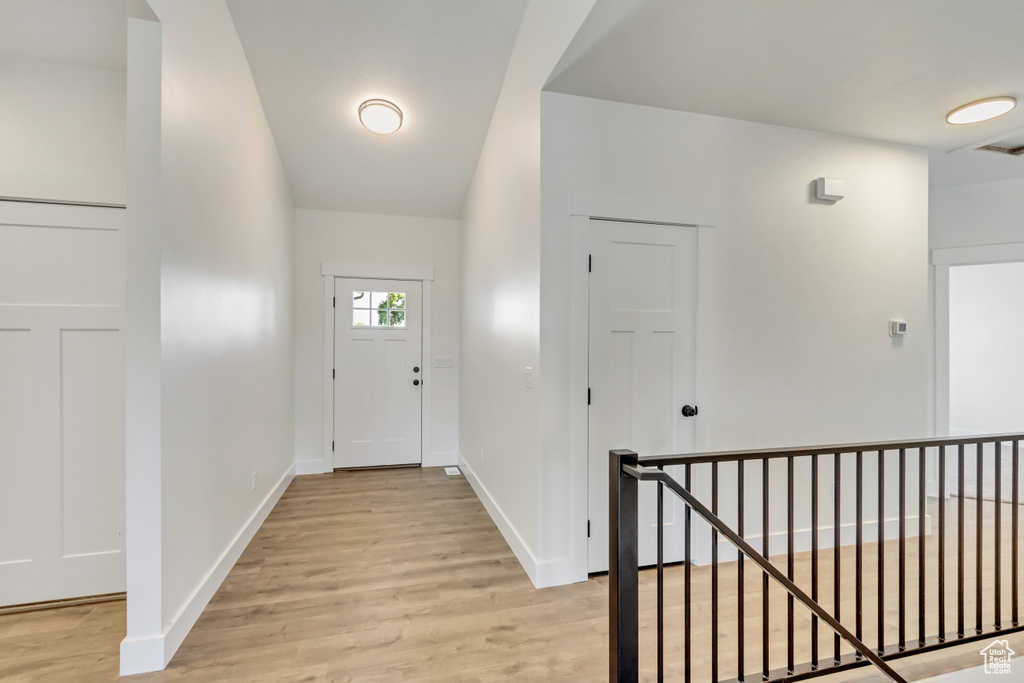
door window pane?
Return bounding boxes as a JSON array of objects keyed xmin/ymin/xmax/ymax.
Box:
[
  {"xmin": 351, "ymin": 290, "xmax": 407, "ymax": 327},
  {"xmin": 352, "ymin": 309, "xmax": 370, "ymax": 327}
]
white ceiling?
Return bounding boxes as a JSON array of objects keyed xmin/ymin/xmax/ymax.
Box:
[
  {"xmin": 225, "ymin": 0, "xmax": 528, "ymax": 219},
  {"xmin": 0, "ymin": 0, "xmax": 125, "ymax": 71},
  {"xmin": 546, "ymin": 0, "xmax": 1024, "ymax": 187}
]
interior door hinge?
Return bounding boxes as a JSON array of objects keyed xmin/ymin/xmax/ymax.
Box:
[
  {"xmin": 587, "ymin": 519, "xmax": 591, "ymax": 538},
  {"xmin": 332, "ymin": 441, "xmax": 335, "ymax": 452},
  {"xmin": 332, "ymin": 368, "xmax": 335, "ymax": 379},
  {"xmin": 588, "ymin": 388, "xmax": 591, "ymax": 405},
  {"xmin": 588, "ymin": 254, "xmax": 592, "ymax": 272},
  {"xmin": 333, "ymin": 296, "xmax": 336, "ymax": 307}
]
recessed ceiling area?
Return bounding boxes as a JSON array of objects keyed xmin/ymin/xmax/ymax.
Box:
[
  {"xmin": 546, "ymin": 0, "xmax": 1024, "ymax": 187},
  {"xmin": 225, "ymin": 0, "xmax": 528, "ymax": 219}
]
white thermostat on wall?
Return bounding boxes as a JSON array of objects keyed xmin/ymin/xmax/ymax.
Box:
[{"xmin": 889, "ymin": 319, "xmax": 907, "ymax": 337}]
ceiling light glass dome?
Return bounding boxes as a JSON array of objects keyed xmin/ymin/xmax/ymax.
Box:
[
  {"xmin": 946, "ymin": 97, "xmax": 1017, "ymax": 125},
  {"xmin": 359, "ymin": 99, "xmax": 403, "ymax": 134}
]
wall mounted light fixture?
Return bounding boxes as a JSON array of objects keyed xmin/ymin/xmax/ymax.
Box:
[
  {"xmin": 359, "ymin": 99, "xmax": 403, "ymax": 134},
  {"xmin": 815, "ymin": 177, "xmax": 845, "ymax": 202}
]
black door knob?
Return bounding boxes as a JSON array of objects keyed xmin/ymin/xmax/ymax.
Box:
[
  {"xmin": 413, "ymin": 379, "xmax": 420, "ymax": 386},
  {"xmin": 681, "ymin": 405, "xmax": 698, "ymax": 417},
  {"xmin": 413, "ymin": 366, "xmax": 420, "ymax": 373}
]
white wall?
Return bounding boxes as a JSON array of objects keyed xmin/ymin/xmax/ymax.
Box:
[
  {"xmin": 949, "ymin": 262, "xmax": 1024, "ymax": 435},
  {"xmin": 458, "ymin": 0, "xmax": 596, "ymax": 588},
  {"xmin": 931, "ymin": 177, "xmax": 1024, "ymax": 250},
  {"xmin": 122, "ymin": 0, "xmax": 295, "ymax": 673},
  {"xmin": 0, "ymin": 55, "xmax": 126, "ymax": 205},
  {"xmin": 540, "ymin": 93, "xmax": 931, "ymax": 576},
  {"xmin": 294, "ymin": 209, "xmax": 460, "ymax": 471}
]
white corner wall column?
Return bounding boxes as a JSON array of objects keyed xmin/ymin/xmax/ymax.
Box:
[
  {"xmin": 567, "ymin": 193, "xmax": 715, "ymax": 582},
  {"xmin": 123, "ymin": 0, "xmax": 298, "ymax": 674},
  {"xmin": 320, "ymin": 263, "xmax": 437, "ymax": 474},
  {"xmin": 121, "ymin": 3, "xmax": 164, "ymax": 674}
]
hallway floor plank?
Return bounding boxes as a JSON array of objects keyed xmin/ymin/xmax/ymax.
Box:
[{"xmin": 1, "ymin": 467, "xmax": 1021, "ymax": 681}]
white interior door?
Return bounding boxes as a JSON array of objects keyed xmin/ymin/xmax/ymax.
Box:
[
  {"xmin": 588, "ymin": 219, "xmax": 698, "ymax": 572},
  {"xmin": 0, "ymin": 201, "xmax": 126, "ymax": 606},
  {"xmin": 334, "ymin": 278, "xmax": 423, "ymax": 468}
]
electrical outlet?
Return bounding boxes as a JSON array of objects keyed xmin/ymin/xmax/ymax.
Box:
[
  {"xmin": 525, "ymin": 366, "xmax": 533, "ymax": 389},
  {"xmin": 251, "ymin": 471, "xmax": 256, "ymax": 492}
]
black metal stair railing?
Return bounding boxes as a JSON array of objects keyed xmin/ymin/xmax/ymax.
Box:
[{"xmin": 609, "ymin": 433, "xmax": 1024, "ymax": 683}]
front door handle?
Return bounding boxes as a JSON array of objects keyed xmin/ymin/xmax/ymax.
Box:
[
  {"xmin": 681, "ymin": 405, "xmax": 698, "ymax": 417},
  {"xmin": 413, "ymin": 379, "xmax": 420, "ymax": 386}
]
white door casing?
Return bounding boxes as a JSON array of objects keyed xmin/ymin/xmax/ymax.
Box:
[
  {"xmin": 333, "ymin": 278, "xmax": 423, "ymax": 468},
  {"xmin": 0, "ymin": 200, "xmax": 126, "ymax": 606},
  {"xmin": 587, "ymin": 219, "xmax": 699, "ymax": 572}
]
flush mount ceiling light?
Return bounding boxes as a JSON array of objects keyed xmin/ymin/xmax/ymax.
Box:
[
  {"xmin": 946, "ymin": 96, "xmax": 1017, "ymax": 125},
  {"xmin": 358, "ymin": 99, "xmax": 403, "ymax": 134}
]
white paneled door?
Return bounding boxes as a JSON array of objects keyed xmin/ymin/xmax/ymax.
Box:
[
  {"xmin": 334, "ymin": 278, "xmax": 423, "ymax": 468},
  {"xmin": 588, "ymin": 220, "xmax": 698, "ymax": 572},
  {"xmin": 0, "ymin": 201, "xmax": 126, "ymax": 606}
]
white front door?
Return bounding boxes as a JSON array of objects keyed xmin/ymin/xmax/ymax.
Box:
[
  {"xmin": 588, "ymin": 219, "xmax": 698, "ymax": 572},
  {"xmin": 333, "ymin": 278, "xmax": 423, "ymax": 468}
]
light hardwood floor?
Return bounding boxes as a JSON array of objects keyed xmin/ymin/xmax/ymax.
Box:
[{"xmin": 1, "ymin": 468, "xmax": 1021, "ymax": 682}]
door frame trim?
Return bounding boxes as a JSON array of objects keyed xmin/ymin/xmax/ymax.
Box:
[
  {"xmin": 321, "ymin": 266, "xmax": 434, "ymax": 474},
  {"xmin": 569, "ymin": 193, "xmax": 715, "ymax": 582},
  {"xmin": 931, "ymin": 242, "xmax": 1024, "ymax": 439}
]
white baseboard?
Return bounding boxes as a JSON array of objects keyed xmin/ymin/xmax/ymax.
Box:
[
  {"xmin": 423, "ymin": 451, "xmax": 458, "ymax": 468},
  {"xmin": 458, "ymin": 455, "xmax": 546, "ymax": 587},
  {"xmin": 119, "ymin": 463, "xmax": 295, "ymax": 675},
  {"xmin": 119, "ymin": 633, "xmax": 163, "ymax": 676},
  {"xmin": 295, "ymin": 459, "xmax": 327, "ymax": 475},
  {"xmin": 534, "ymin": 555, "xmax": 578, "ymax": 587},
  {"xmin": 454, "ymin": 455, "xmax": 593, "ymax": 588}
]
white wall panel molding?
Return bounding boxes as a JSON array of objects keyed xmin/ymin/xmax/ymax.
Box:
[
  {"xmin": 0, "ymin": 197, "xmax": 126, "ymax": 210},
  {"xmin": 0, "ymin": 200, "xmax": 126, "ymax": 608},
  {"xmin": 0, "ymin": 199, "xmax": 125, "ymax": 230}
]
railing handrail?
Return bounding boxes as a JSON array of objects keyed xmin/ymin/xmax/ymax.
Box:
[
  {"xmin": 611, "ymin": 434, "xmax": 1024, "ymax": 682},
  {"xmin": 638, "ymin": 431, "xmax": 1024, "ymax": 467},
  {"xmin": 621, "ymin": 459, "xmax": 906, "ymax": 683}
]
